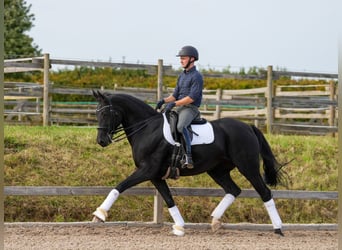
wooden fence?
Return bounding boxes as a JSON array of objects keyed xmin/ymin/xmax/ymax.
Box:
[
  {"xmin": 3, "ymin": 55, "xmax": 339, "ymax": 134},
  {"xmin": 4, "ymin": 55, "xmax": 339, "ymax": 224}
]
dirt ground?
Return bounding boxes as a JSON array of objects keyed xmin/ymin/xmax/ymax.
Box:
[{"xmin": 4, "ymin": 222, "xmax": 338, "ymax": 250}]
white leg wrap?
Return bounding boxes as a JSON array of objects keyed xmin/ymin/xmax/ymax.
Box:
[
  {"xmin": 168, "ymin": 206, "xmax": 185, "ymax": 227},
  {"xmin": 264, "ymin": 198, "xmax": 282, "ymax": 229},
  {"xmin": 211, "ymin": 194, "xmax": 235, "ymax": 219},
  {"xmin": 168, "ymin": 206, "xmax": 185, "ymax": 236},
  {"xmin": 99, "ymin": 189, "xmax": 120, "ymax": 211}
]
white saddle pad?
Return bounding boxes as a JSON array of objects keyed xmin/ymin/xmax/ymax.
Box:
[{"xmin": 162, "ymin": 113, "xmax": 214, "ymax": 145}]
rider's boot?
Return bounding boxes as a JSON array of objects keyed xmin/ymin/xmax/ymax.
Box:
[{"xmin": 181, "ymin": 128, "xmax": 193, "ymax": 169}]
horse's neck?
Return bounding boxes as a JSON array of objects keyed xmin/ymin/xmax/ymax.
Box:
[
  {"xmin": 121, "ymin": 110, "xmax": 157, "ymax": 134},
  {"xmin": 111, "ymin": 95, "xmax": 158, "ymax": 130},
  {"xmin": 122, "ymin": 110, "xmax": 153, "ymax": 127}
]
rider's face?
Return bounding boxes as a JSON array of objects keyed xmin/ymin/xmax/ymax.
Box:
[{"xmin": 180, "ymin": 56, "xmax": 191, "ymax": 68}]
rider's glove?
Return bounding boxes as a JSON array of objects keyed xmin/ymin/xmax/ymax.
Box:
[
  {"xmin": 164, "ymin": 102, "xmax": 176, "ymax": 112},
  {"xmin": 156, "ymin": 99, "xmax": 165, "ymax": 110}
]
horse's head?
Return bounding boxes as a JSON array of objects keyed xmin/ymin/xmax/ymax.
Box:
[{"xmin": 93, "ymin": 90, "xmax": 122, "ymax": 147}]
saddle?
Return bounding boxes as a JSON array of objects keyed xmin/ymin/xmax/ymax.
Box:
[
  {"xmin": 162, "ymin": 111, "xmax": 208, "ymax": 180},
  {"xmin": 168, "ymin": 110, "xmax": 207, "ymax": 142}
]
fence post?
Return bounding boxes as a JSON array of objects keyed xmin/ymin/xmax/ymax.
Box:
[
  {"xmin": 266, "ymin": 65, "xmax": 274, "ymax": 134},
  {"xmin": 0, "ymin": 6, "xmax": 4, "ymax": 246},
  {"xmin": 254, "ymin": 95, "xmax": 259, "ymax": 128},
  {"xmin": 154, "ymin": 59, "xmax": 164, "ymax": 224},
  {"xmin": 18, "ymin": 87, "xmax": 22, "ymax": 121},
  {"xmin": 329, "ymin": 81, "xmax": 336, "ymax": 137},
  {"xmin": 43, "ymin": 53, "xmax": 50, "ymax": 126},
  {"xmin": 153, "ymin": 189, "xmax": 164, "ymax": 224},
  {"xmin": 157, "ymin": 59, "xmax": 163, "ymax": 100},
  {"xmin": 215, "ymin": 89, "xmax": 222, "ymax": 119},
  {"xmin": 338, "ymin": 54, "xmax": 342, "ymax": 247}
]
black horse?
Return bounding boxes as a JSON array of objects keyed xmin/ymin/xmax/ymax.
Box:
[{"xmin": 92, "ymin": 91, "xmax": 285, "ymax": 236}]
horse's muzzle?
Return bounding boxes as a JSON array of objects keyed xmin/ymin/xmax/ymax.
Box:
[{"xmin": 97, "ymin": 133, "xmax": 113, "ymax": 147}]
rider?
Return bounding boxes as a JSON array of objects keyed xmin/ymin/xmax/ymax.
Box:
[{"xmin": 156, "ymin": 45, "xmax": 203, "ymax": 169}]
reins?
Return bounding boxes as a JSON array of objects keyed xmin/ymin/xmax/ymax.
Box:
[{"xmin": 111, "ymin": 116, "xmax": 158, "ymax": 142}]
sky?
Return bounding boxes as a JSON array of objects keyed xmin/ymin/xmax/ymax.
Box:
[{"xmin": 25, "ymin": 0, "xmax": 340, "ymax": 73}]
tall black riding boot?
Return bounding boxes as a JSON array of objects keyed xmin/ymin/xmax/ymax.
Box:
[{"xmin": 181, "ymin": 128, "xmax": 193, "ymax": 169}]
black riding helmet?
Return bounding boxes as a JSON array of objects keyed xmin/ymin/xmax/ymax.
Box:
[{"xmin": 176, "ymin": 46, "xmax": 199, "ymax": 61}]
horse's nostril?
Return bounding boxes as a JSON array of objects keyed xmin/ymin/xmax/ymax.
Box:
[{"xmin": 97, "ymin": 138, "xmax": 109, "ymax": 147}]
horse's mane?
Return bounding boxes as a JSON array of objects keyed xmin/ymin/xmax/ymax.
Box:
[{"xmin": 108, "ymin": 93, "xmax": 159, "ymax": 116}]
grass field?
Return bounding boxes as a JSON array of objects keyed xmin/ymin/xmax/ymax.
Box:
[{"xmin": 4, "ymin": 125, "xmax": 338, "ymax": 224}]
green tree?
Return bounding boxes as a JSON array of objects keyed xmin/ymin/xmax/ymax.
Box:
[{"xmin": 4, "ymin": 0, "xmax": 42, "ymax": 58}]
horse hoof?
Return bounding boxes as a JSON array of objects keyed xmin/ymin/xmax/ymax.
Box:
[
  {"xmin": 274, "ymin": 228, "xmax": 284, "ymax": 236},
  {"xmin": 211, "ymin": 218, "xmax": 222, "ymax": 232},
  {"xmin": 92, "ymin": 216, "xmax": 104, "ymax": 223},
  {"xmin": 92, "ymin": 207, "xmax": 107, "ymax": 222},
  {"xmin": 172, "ymin": 225, "xmax": 185, "ymax": 236}
]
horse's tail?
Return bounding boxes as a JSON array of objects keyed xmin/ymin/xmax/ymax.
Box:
[{"xmin": 251, "ymin": 125, "xmax": 285, "ymax": 187}]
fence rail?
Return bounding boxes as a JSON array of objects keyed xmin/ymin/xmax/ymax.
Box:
[
  {"xmin": 4, "ymin": 186, "xmax": 337, "ymax": 224},
  {"xmin": 4, "ymin": 186, "xmax": 337, "ymax": 200}
]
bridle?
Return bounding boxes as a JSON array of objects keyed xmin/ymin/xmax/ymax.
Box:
[
  {"xmin": 96, "ymin": 104, "xmax": 118, "ymax": 143},
  {"xmin": 96, "ymin": 103, "xmax": 159, "ymax": 143}
]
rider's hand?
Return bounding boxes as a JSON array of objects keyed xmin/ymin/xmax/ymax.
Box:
[
  {"xmin": 155, "ymin": 99, "xmax": 165, "ymax": 110},
  {"xmin": 164, "ymin": 102, "xmax": 176, "ymax": 112}
]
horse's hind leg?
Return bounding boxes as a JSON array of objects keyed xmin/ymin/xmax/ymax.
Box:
[
  {"xmin": 243, "ymin": 173, "xmax": 284, "ymax": 236},
  {"xmin": 207, "ymin": 167, "xmax": 241, "ymax": 232}
]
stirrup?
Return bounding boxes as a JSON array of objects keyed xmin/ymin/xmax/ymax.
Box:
[{"xmin": 181, "ymin": 154, "xmax": 193, "ymax": 169}]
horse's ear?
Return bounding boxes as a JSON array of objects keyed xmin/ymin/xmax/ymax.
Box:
[
  {"xmin": 92, "ymin": 89, "xmax": 98, "ymax": 99},
  {"xmin": 92, "ymin": 90, "xmax": 104, "ymax": 101}
]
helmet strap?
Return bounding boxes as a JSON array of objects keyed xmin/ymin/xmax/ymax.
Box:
[{"xmin": 184, "ymin": 57, "xmax": 195, "ymax": 70}]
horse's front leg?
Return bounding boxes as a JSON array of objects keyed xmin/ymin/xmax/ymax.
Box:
[
  {"xmin": 151, "ymin": 178, "xmax": 185, "ymax": 236},
  {"xmin": 92, "ymin": 169, "xmax": 151, "ymax": 222}
]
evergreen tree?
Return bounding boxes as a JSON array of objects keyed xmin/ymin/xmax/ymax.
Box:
[{"xmin": 4, "ymin": 0, "xmax": 42, "ymax": 59}]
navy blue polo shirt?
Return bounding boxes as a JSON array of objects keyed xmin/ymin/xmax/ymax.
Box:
[{"xmin": 172, "ymin": 66, "xmax": 203, "ymax": 107}]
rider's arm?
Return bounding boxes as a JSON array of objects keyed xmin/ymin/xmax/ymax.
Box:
[
  {"xmin": 164, "ymin": 95, "xmax": 194, "ymax": 106},
  {"xmin": 175, "ymin": 96, "xmax": 194, "ymax": 106},
  {"xmin": 163, "ymin": 95, "xmax": 176, "ymax": 103}
]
